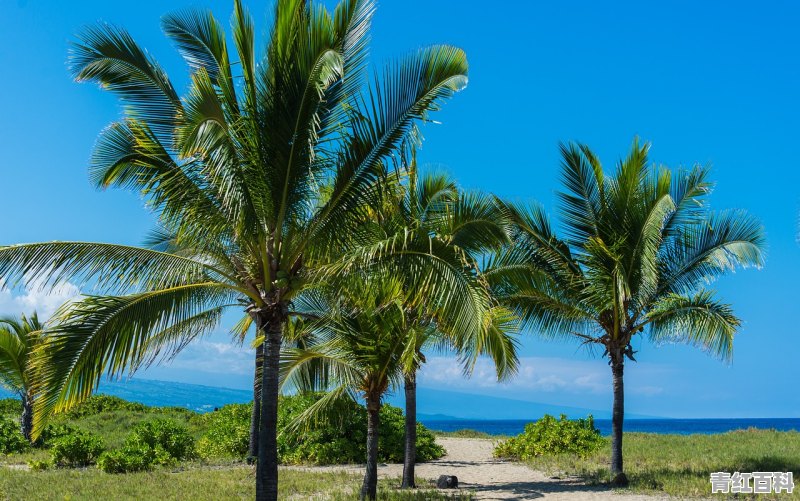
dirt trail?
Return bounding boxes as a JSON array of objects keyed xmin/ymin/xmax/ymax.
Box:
[{"xmin": 298, "ymin": 437, "xmax": 670, "ymax": 500}]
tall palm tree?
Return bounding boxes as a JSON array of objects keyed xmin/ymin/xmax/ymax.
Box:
[
  {"xmin": 489, "ymin": 139, "xmax": 765, "ymax": 485},
  {"xmin": 0, "ymin": 1, "xmax": 470, "ymax": 499},
  {"xmin": 0, "ymin": 312, "xmax": 46, "ymax": 442},
  {"xmin": 377, "ymin": 160, "xmax": 516, "ymax": 488}
]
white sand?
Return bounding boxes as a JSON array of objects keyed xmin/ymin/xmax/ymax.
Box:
[{"xmin": 296, "ymin": 437, "xmax": 670, "ymax": 500}]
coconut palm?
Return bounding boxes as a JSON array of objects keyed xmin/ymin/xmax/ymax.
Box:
[
  {"xmin": 282, "ymin": 274, "xmax": 409, "ymax": 500},
  {"xmin": 0, "ymin": 1, "xmax": 470, "ymax": 499},
  {"xmin": 378, "ymin": 161, "xmax": 516, "ymax": 488},
  {"xmin": 489, "ymin": 139, "xmax": 765, "ymax": 485},
  {"xmin": 0, "ymin": 312, "xmax": 46, "ymax": 442}
]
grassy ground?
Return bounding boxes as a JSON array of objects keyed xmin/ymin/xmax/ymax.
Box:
[
  {"xmin": 521, "ymin": 429, "xmax": 800, "ymax": 499},
  {"xmin": 0, "ymin": 466, "xmax": 472, "ymax": 500},
  {"xmin": 432, "ymin": 429, "xmax": 502, "ymax": 440}
]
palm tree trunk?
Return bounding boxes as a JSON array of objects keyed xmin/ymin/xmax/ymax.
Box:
[
  {"xmin": 248, "ymin": 343, "xmax": 264, "ymax": 464},
  {"xmin": 401, "ymin": 371, "xmax": 417, "ymax": 488},
  {"xmin": 20, "ymin": 393, "xmax": 32, "ymax": 443},
  {"xmin": 255, "ymin": 309, "xmax": 284, "ymax": 501},
  {"xmin": 360, "ymin": 394, "xmax": 381, "ymax": 501},
  {"xmin": 610, "ymin": 352, "xmax": 628, "ymax": 486}
]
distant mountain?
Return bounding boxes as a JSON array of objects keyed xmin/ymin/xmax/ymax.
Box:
[
  {"xmin": 386, "ymin": 387, "xmax": 658, "ymax": 420},
  {"xmin": 0, "ymin": 378, "xmax": 658, "ymax": 419}
]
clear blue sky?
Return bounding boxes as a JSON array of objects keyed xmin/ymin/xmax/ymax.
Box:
[{"xmin": 1, "ymin": 0, "xmax": 799, "ymax": 419}]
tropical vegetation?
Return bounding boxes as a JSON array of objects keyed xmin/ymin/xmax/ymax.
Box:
[
  {"xmin": 0, "ymin": 312, "xmax": 46, "ymax": 441},
  {"xmin": 0, "ymin": 0, "xmax": 473, "ymax": 499},
  {"xmin": 488, "ymin": 139, "xmax": 765, "ymax": 484}
]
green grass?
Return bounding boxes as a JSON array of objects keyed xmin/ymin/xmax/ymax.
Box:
[
  {"xmin": 432, "ymin": 429, "xmax": 502, "ymax": 440},
  {"xmin": 521, "ymin": 429, "xmax": 800, "ymax": 499},
  {"xmin": 0, "ymin": 467, "xmax": 472, "ymax": 500}
]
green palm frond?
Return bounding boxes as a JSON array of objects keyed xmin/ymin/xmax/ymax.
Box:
[
  {"xmin": 645, "ymin": 291, "xmax": 740, "ymax": 361},
  {"xmin": 70, "ymin": 24, "xmax": 181, "ymax": 139},
  {"xmin": 31, "ymin": 283, "xmax": 238, "ymax": 435},
  {"xmin": 0, "ymin": 242, "xmax": 236, "ymax": 294}
]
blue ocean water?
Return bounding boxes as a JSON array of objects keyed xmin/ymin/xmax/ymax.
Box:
[{"xmin": 421, "ymin": 418, "xmax": 800, "ymax": 436}]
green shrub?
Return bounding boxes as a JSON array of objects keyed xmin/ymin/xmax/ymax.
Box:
[
  {"xmin": 97, "ymin": 419, "xmax": 194, "ymax": 473},
  {"xmin": 27, "ymin": 459, "xmax": 51, "ymax": 471},
  {"xmin": 50, "ymin": 430, "xmax": 105, "ymax": 466},
  {"xmin": 195, "ymin": 404, "xmax": 251, "ymax": 459},
  {"xmin": 376, "ymin": 405, "xmax": 445, "ymax": 462},
  {"xmin": 0, "ymin": 398, "xmax": 22, "ymax": 417},
  {"xmin": 36, "ymin": 423, "xmax": 79, "ymax": 448},
  {"xmin": 97, "ymin": 444, "xmax": 154, "ymax": 473},
  {"xmin": 277, "ymin": 394, "xmax": 445, "ymax": 465},
  {"xmin": 0, "ymin": 416, "xmax": 29, "ymax": 454},
  {"xmin": 196, "ymin": 395, "xmax": 445, "ymax": 465},
  {"xmin": 63, "ymin": 395, "xmax": 147, "ymax": 419},
  {"xmin": 125, "ymin": 418, "xmax": 194, "ymax": 461},
  {"xmin": 493, "ymin": 414, "xmax": 604, "ymax": 460}
]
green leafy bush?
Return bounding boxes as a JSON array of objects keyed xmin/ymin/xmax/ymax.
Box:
[
  {"xmin": 36, "ymin": 424, "xmax": 79, "ymax": 448},
  {"xmin": 0, "ymin": 416, "xmax": 29, "ymax": 454},
  {"xmin": 63, "ymin": 395, "xmax": 147, "ymax": 419},
  {"xmin": 277, "ymin": 394, "xmax": 445, "ymax": 465},
  {"xmin": 97, "ymin": 419, "xmax": 194, "ymax": 473},
  {"xmin": 97, "ymin": 444, "xmax": 156, "ymax": 473},
  {"xmin": 196, "ymin": 395, "xmax": 445, "ymax": 465},
  {"xmin": 125, "ymin": 418, "xmax": 194, "ymax": 461},
  {"xmin": 375, "ymin": 405, "xmax": 445, "ymax": 462},
  {"xmin": 0, "ymin": 398, "xmax": 22, "ymax": 417},
  {"xmin": 50, "ymin": 430, "xmax": 105, "ymax": 466},
  {"xmin": 493, "ymin": 414, "xmax": 605, "ymax": 460},
  {"xmin": 195, "ymin": 403, "xmax": 251, "ymax": 459},
  {"xmin": 27, "ymin": 459, "xmax": 51, "ymax": 471}
]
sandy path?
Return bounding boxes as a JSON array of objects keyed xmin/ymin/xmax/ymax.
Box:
[{"xmin": 294, "ymin": 437, "xmax": 669, "ymax": 500}]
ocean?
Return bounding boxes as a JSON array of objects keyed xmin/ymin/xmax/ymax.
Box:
[
  {"xmin": 2, "ymin": 378, "xmax": 797, "ymax": 436},
  {"xmin": 420, "ymin": 418, "xmax": 800, "ymax": 436}
]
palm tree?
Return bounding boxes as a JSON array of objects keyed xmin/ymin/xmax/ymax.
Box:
[
  {"xmin": 489, "ymin": 139, "xmax": 765, "ymax": 485},
  {"xmin": 283, "ymin": 273, "xmax": 409, "ymax": 500},
  {"xmin": 377, "ymin": 160, "xmax": 516, "ymax": 488},
  {"xmin": 0, "ymin": 312, "xmax": 46, "ymax": 442},
  {"xmin": 0, "ymin": 1, "xmax": 469, "ymax": 499}
]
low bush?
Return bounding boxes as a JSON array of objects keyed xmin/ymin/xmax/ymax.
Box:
[
  {"xmin": 196, "ymin": 395, "xmax": 445, "ymax": 465},
  {"xmin": 63, "ymin": 395, "xmax": 147, "ymax": 419},
  {"xmin": 97, "ymin": 419, "xmax": 194, "ymax": 473},
  {"xmin": 51, "ymin": 430, "xmax": 105, "ymax": 466},
  {"xmin": 195, "ymin": 403, "xmax": 251, "ymax": 459},
  {"xmin": 0, "ymin": 398, "xmax": 22, "ymax": 417},
  {"xmin": 0, "ymin": 416, "xmax": 29, "ymax": 454},
  {"xmin": 27, "ymin": 459, "xmax": 51, "ymax": 471},
  {"xmin": 277, "ymin": 394, "xmax": 445, "ymax": 465},
  {"xmin": 493, "ymin": 414, "xmax": 604, "ymax": 460},
  {"xmin": 36, "ymin": 423, "xmax": 79, "ymax": 448}
]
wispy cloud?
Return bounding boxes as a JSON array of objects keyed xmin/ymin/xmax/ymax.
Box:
[
  {"xmin": 418, "ymin": 356, "xmax": 668, "ymax": 397},
  {"xmin": 163, "ymin": 341, "xmax": 254, "ymax": 376},
  {"xmin": 0, "ymin": 278, "xmax": 80, "ymax": 319}
]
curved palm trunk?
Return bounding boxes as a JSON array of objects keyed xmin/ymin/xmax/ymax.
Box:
[
  {"xmin": 360, "ymin": 394, "xmax": 381, "ymax": 501},
  {"xmin": 248, "ymin": 343, "xmax": 264, "ymax": 464},
  {"xmin": 401, "ymin": 372, "xmax": 417, "ymax": 489},
  {"xmin": 20, "ymin": 393, "xmax": 32, "ymax": 443},
  {"xmin": 610, "ymin": 352, "xmax": 628, "ymax": 486},
  {"xmin": 255, "ymin": 308, "xmax": 285, "ymax": 501}
]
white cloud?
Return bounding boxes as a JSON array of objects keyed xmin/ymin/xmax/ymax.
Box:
[
  {"xmin": 418, "ymin": 356, "xmax": 667, "ymax": 397},
  {"xmin": 0, "ymin": 278, "xmax": 80, "ymax": 319},
  {"xmin": 162, "ymin": 340, "xmax": 254, "ymax": 376}
]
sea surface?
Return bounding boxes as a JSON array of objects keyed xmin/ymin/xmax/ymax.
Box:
[
  {"xmin": 420, "ymin": 418, "xmax": 800, "ymax": 436},
  {"xmin": 2, "ymin": 378, "xmax": 797, "ymax": 436}
]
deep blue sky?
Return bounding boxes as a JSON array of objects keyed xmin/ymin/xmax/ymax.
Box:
[{"xmin": 1, "ymin": 0, "xmax": 799, "ymax": 418}]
